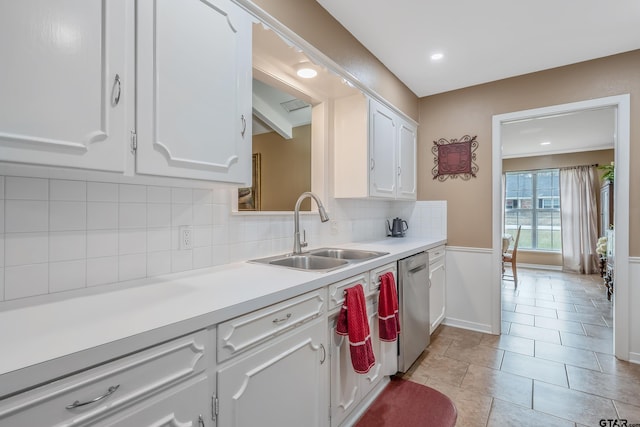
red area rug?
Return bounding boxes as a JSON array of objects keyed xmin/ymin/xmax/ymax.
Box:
[{"xmin": 355, "ymin": 377, "xmax": 457, "ymax": 427}]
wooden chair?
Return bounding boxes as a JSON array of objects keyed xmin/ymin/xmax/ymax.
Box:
[{"xmin": 502, "ymin": 226, "xmax": 522, "ymax": 286}]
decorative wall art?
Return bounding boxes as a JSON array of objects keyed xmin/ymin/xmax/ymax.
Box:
[
  {"xmin": 238, "ymin": 153, "xmax": 261, "ymax": 211},
  {"xmin": 432, "ymin": 135, "xmax": 478, "ymax": 181}
]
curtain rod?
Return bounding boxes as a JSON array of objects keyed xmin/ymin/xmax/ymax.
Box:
[
  {"xmin": 559, "ymin": 163, "xmax": 599, "ymax": 171},
  {"xmin": 504, "ymin": 163, "xmax": 598, "ymax": 173}
]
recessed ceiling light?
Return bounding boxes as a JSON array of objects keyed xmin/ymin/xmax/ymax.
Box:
[
  {"xmin": 430, "ymin": 53, "xmax": 444, "ymax": 61},
  {"xmin": 296, "ymin": 63, "xmax": 317, "ymax": 79},
  {"xmin": 540, "ymin": 141, "xmax": 551, "ymax": 146}
]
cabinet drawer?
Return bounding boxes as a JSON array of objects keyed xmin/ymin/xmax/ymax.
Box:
[
  {"xmin": 0, "ymin": 330, "xmax": 209, "ymax": 427},
  {"xmin": 217, "ymin": 289, "xmax": 325, "ymax": 362},
  {"xmin": 428, "ymin": 245, "xmax": 446, "ymax": 264},
  {"xmin": 99, "ymin": 374, "xmax": 209, "ymax": 427},
  {"xmin": 369, "ymin": 262, "xmax": 397, "ymax": 294},
  {"xmin": 328, "ymin": 274, "xmax": 369, "ymax": 312}
]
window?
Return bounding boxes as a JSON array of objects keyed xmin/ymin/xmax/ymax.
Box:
[{"xmin": 505, "ymin": 169, "xmax": 561, "ymax": 251}]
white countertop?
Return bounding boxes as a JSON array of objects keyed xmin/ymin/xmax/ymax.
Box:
[{"xmin": 0, "ymin": 237, "xmax": 445, "ymax": 396}]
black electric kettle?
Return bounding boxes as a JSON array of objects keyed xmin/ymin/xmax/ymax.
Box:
[{"xmin": 387, "ymin": 217, "xmax": 408, "ymax": 237}]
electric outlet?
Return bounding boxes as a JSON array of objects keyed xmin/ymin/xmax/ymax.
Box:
[
  {"xmin": 330, "ymin": 220, "xmax": 339, "ymax": 235},
  {"xmin": 180, "ymin": 226, "xmax": 193, "ymax": 250}
]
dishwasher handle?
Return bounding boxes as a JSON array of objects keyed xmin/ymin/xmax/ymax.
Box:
[{"xmin": 408, "ymin": 264, "xmax": 427, "ymax": 274}]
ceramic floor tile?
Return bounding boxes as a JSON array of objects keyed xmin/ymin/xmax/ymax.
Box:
[
  {"xmin": 535, "ymin": 299, "xmax": 577, "ymax": 312},
  {"xmin": 613, "ymin": 401, "xmax": 640, "ymax": 424},
  {"xmin": 487, "ymin": 398, "xmax": 574, "ymax": 427},
  {"xmin": 444, "ymin": 339, "xmax": 505, "ymax": 370},
  {"xmin": 460, "ymin": 364, "xmax": 533, "ymax": 408},
  {"xmin": 424, "ymin": 378, "xmax": 493, "ymax": 427},
  {"xmin": 556, "ymin": 310, "xmax": 608, "ymax": 326},
  {"xmin": 424, "ymin": 332, "xmax": 454, "ymax": 356},
  {"xmin": 534, "ymin": 341, "xmax": 600, "ymax": 371},
  {"xmin": 452, "ymin": 388, "xmax": 493, "ymax": 427},
  {"xmin": 501, "ymin": 351, "xmax": 568, "ymax": 387},
  {"xmin": 502, "ymin": 294, "xmax": 536, "ymax": 306},
  {"xmin": 566, "ymin": 365, "xmax": 640, "ymax": 406},
  {"xmin": 514, "ymin": 304, "xmax": 558, "ymax": 318},
  {"xmin": 534, "ymin": 315, "xmax": 585, "ymax": 335},
  {"xmin": 480, "ymin": 333, "xmax": 535, "ymax": 356},
  {"xmin": 509, "ymin": 323, "xmax": 561, "ymax": 344},
  {"xmin": 553, "ymin": 294, "xmax": 599, "ymax": 306},
  {"xmin": 560, "ymin": 331, "xmax": 613, "ymax": 354},
  {"xmin": 583, "ymin": 323, "xmax": 613, "ymax": 340},
  {"xmin": 502, "ymin": 310, "xmax": 535, "ymax": 326},
  {"xmin": 533, "ymin": 380, "xmax": 618, "ymax": 426},
  {"xmin": 418, "ymin": 352, "xmax": 470, "ymax": 387},
  {"xmin": 434, "ymin": 325, "xmax": 485, "ymax": 346},
  {"xmin": 595, "ymin": 353, "xmax": 640, "ymax": 381}
]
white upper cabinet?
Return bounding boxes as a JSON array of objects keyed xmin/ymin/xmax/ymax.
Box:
[
  {"xmin": 397, "ymin": 117, "xmax": 418, "ymax": 200},
  {"xmin": 0, "ymin": 0, "xmax": 133, "ymax": 172},
  {"xmin": 334, "ymin": 93, "xmax": 417, "ymax": 200},
  {"xmin": 136, "ymin": 0, "xmax": 252, "ymax": 185}
]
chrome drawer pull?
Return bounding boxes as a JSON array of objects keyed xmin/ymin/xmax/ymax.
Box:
[
  {"xmin": 65, "ymin": 385, "xmax": 120, "ymax": 409},
  {"xmin": 272, "ymin": 313, "xmax": 292, "ymax": 324}
]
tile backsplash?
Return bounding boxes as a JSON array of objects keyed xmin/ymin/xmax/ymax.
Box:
[{"xmin": 0, "ymin": 174, "xmax": 446, "ymax": 304}]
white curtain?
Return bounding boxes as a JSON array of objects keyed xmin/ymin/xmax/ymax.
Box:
[{"xmin": 560, "ymin": 165, "xmax": 599, "ymax": 274}]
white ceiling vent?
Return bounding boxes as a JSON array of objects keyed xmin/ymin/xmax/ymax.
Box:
[{"xmin": 280, "ymin": 98, "xmax": 310, "ymax": 113}]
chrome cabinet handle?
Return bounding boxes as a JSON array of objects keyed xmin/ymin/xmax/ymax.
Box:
[
  {"xmin": 370, "ymin": 158, "xmax": 375, "ymax": 170},
  {"xmin": 320, "ymin": 344, "xmax": 326, "ymax": 364},
  {"xmin": 272, "ymin": 313, "xmax": 292, "ymax": 324},
  {"xmin": 240, "ymin": 114, "xmax": 247, "ymax": 137},
  {"xmin": 66, "ymin": 385, "xmax": 120, "ymax": 409},
  {"xmin": 199, "ymin": 415, "xmax": 205, "ymax": 427},
  {"xmin": 112, "ymin": 74, "xmax": 121, "ymax": 106},
  {"xmin": 398, "ymin": 166, "xmax": 401, "ymax": 176}
]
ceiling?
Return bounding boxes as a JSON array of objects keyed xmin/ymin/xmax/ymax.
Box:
[
  {"xmin": 315, "ymin": 0, "xmax": 640, "ymax": 97},
  {"xmin": 501, "ymin": 107, "xmax": 615, "ymax": 158}
]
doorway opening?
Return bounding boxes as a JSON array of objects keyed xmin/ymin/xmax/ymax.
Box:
[{"xmin": 492, "ymin": 94, "xmax": 631, "ymax": 361}]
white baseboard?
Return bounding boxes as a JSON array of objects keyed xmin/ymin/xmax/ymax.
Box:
[
  {"xmin": 442, "ymin": 317, "xmax": 493, "ymax": 334},
  {"xmin": 629, "ymin": 352, "xmax": 640, "ymax": 365},
  {"xmin": 518, "ymin": 263, "xmax": 563, "ymax": 271}
]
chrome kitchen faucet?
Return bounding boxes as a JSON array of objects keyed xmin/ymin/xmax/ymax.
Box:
[{"xmin": 293, "ymin": 192, "xmax": 329, "ymax": 254}]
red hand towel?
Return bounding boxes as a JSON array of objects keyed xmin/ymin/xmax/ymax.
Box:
[
  {"xmin": 378, "ymin": 272, "xmax": 400, "ymax": 342},
  {"xmin": 336, "ymin": 284, "xmax": 376, "ymax": 374}
]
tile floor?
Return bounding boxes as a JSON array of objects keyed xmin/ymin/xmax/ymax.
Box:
[{"xmin": 402, "ymin": 268, "xmax": 640, "ymax": 427}]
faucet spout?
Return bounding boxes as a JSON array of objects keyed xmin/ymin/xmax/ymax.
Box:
[{"xmin": 293, "ymin": 192, "xmax": 329, "ymax": 254}]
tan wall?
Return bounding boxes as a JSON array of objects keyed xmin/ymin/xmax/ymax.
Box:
[
  {"xmin": 253, "ymin": 125, "xmax": 312, "ymax": 211},
  {"xmin": 503, "ymin": 150, "xmax": 614, "ymax": 266},
  {"xmin": 253, "ymin": 0, "xmax": 419, "ymax": 121},
  {"xmin": 418, "ymin": 50, "xmax": 640, "ymax": 255}
]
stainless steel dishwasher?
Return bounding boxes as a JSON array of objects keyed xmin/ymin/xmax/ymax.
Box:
[{"xmin": 397, "ymin": 251, "xmax": 430, "ymax": 372}]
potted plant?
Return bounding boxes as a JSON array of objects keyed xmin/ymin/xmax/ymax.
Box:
[{"xmin": 598, "ymin": 161, "xmax": 614, "ymax": 183}]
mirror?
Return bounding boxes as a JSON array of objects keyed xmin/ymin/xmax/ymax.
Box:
[{"xmin": 237, "ymin": 23, "xmax": 359, "ymax": 212}]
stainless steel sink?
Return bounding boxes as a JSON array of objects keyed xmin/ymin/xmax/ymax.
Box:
[
  {"xmin": 308, "ymin": 248, "xmax": 389, "ymax": 262},
  {"xmin": 269, "ymin": 255, "xmax": 348, "ymax": 271},
  {"xmin": 249, "ymin": 253, "xmax": 349, "ymax": 272},
  {"xmin": 249, "ymin": 247, "xmax": 388, "ymax": 272}
]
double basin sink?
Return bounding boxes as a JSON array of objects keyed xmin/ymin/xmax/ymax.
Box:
[{"xmin": 249, "ymin": 248, "xmax": 389, "ymax": 272}]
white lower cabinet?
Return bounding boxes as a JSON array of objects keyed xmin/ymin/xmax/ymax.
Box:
[
  {"xmin": 328, "ymin": 265, "xmax": 397, "ymax": 427},
  {"xmin": 429, "ymin": 246, "xmax": 447, "ymax": 333},
  {"xmin": 0, "ymin": 330, "xmax": 211, "ymax": 426},
  {"xmin": 216, "ymin": 318, "xmax": 328, "ymax": 427}
]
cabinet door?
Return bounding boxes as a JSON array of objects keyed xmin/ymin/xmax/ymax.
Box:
[
  {"xmin": 136, "ymin": 0, "xmax": 252, "ymax": 184},
  {"xmin": 429, "ymin": 260, "xmax": 446, "ymax": 333},
  {"xmin": 368, "ymin": 99, "xmax": 396, "ymax": 198},
  {"xmin": 217, "ymin": 319, "xmax": 328, "ymax": 427},
  {"xmin": 397, "ymin": 120, "xmax": 417, "ymax": 200},
  {"xmin": 0, "ymin": 0, "xmax": 131, "ymax": 172},
  {"xmin": 329, "ymin": 316, "xmax": 361, "ymax": 427},
  {"xmin": 361, "ymin": 300, "xmax": 384, "ymax": 396}
]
